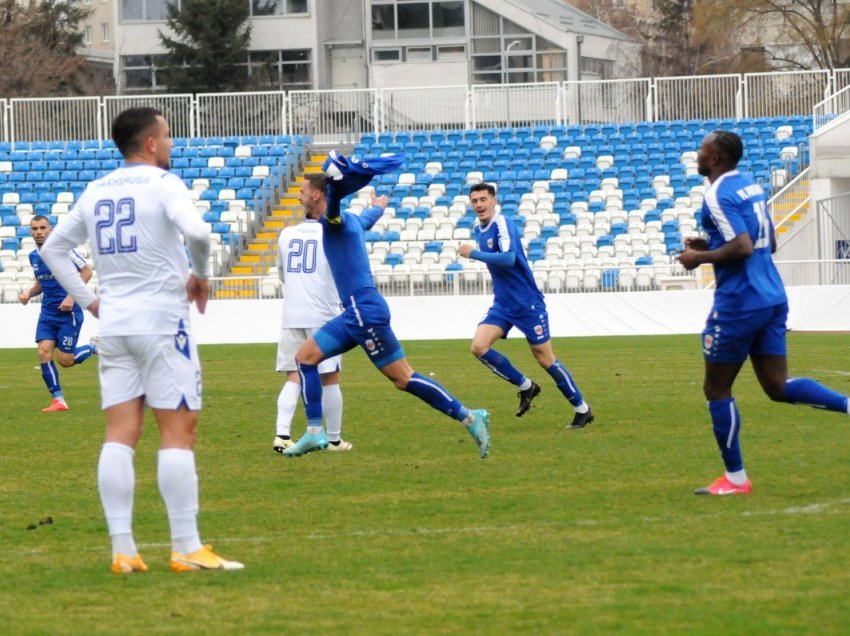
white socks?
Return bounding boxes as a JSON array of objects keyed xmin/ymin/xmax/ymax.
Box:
[
  {"xmin": 98, "ymin": 442, "xmax": 138, "ymax": 558},
  {"xmin": 323, "ymin": 383, "xmax": 343, "ymax": 442},
  {"xmin": 157, "ymin": 448, "xmax": 203, "ymax": 555},
  {"xmin": 726, "ymin": 469, "xmax": 749, "ymax": 486},
  {"xmin": 275, "ymin": 381, "xmax": 301, "ymax": 437}
]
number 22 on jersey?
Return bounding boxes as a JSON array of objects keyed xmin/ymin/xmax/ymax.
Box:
[{"xmin": 95, "ymin": 198, "xmax": 138, "ymax": 255}]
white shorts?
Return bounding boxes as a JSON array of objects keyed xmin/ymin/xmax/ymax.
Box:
[
  {"xmin": 98, "ymin": 333, "xmax": 202, "ymax": 410},
  {"xmin": 276, "ymin": 326, "xmax": 342, "ymax": 375}
]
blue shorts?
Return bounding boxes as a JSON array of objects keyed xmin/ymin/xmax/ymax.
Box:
[
  {"xmin": 313, "ymin": 289, "xmax": 405, "ymax": 369},
  {"xmin": 35, "ymin": 308, "xmax": 84, "ymax": 353},
  {"xmin": 480, "ymin": 304, "xmax": 551, "ymax": 344},
  {"xmin": 702, "ymin": 303, "xmax": 788, "ymax": 364}
]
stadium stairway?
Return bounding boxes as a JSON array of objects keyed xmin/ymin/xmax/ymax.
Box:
[
  {"xmin": 214, "ymin": 153, "xmax": 326, "ymax": 298},
  {"xmin": 772, "ymin": 177, "xmax": 810, "ymax": 238}
]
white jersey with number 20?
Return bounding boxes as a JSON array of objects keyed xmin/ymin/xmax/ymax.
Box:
[{"xmin": 277, "ymin": 220, "xmax": 341, "ymax": 328}]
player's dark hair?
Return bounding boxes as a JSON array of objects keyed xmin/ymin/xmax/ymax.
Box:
[
  {"xmin": 469, "ymin": 182, "xmax": 496, "ymax": 197},
  {"xmin": 304, "ymin": 172, "xmax": 328, "ymax": 196},
  {"xmin": 112, "ymin": 107, "xmax": 163, "ymax": 158},
  {"xmin": 711, "ymin": 130, "xmax": 744, "ymax": 168},
  {"xmin": 30, "ymin": 215, "xmax": 50, "ymax": 225}
]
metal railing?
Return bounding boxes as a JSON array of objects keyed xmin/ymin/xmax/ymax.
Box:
[
  {"xmin": 196, "ymin": 91, "xmax": 288, "ymax": 138},
  {"xmin": 380, "ymin": 85, "xmax": 470, "ymax": 131},
  {"xmin": 564, "ymin": 77, "xmax": 651, "ymax": 124},
  {"xmin": 770, "ymin": 167, "xmax": 811, "ymax": 232},
  {"xmin": 196, "ymin": 257, "xmax": 850, "ymax": 302},
  {"xmin": 813, "ymin": 84, "xmax": 850, "ymax": 131},
  {"xmin": 104, "ymin": 94, "xmax": 195, "ymax": 138},
  {"xmin": 5, "ymin": 66, "xmax": 850, "ymax": 144},
  {"xmin": 471, "ymin": 82, "xmax": 561, "ymax": 128},
  {"xmin": 744, "ymin": 69, "xmax": 830, "ymax": 119},
  {"xmin": 9, "ymin": 96, "xmax": 100, "ymax": 143},
  {"xmin": 654, "ymin": 74, "xmax": 741, "ymax": 122},
  {"xmin": 288, "ymin": 88, "xmax": 378, "ymax": 143}
]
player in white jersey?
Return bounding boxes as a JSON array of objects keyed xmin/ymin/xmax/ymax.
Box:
[
  {"xmin": 273, "ymin": 174, "xmax": 350, "ymax": 454},
  {"xmin": 40, "ymin": 107, "xmax": 242, "ymax": 574}
]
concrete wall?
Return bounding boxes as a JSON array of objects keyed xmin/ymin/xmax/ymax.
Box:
[{"xmin": 3, "ymin": 286, "xmax": 848, "ymax": 349}]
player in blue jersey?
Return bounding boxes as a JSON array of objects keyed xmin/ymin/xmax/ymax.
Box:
[
  {"xmin": 19, "ymin": 215, "xmax": 97, "ymax": 412},
  {"xmin": 459, "ymin": 183, "xmax": 593, "ymax": 428},
  {"xmin": 283, "ymin": 162, "xmax": 491, "ymax": 459},
  {"xmin": 679, "ymin": 130, "xmax": 850, "ymax": 496}
]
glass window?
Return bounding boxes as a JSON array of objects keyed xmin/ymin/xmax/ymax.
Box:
[
  {"xmin": 472, "ymin": 55, "xmax": 500, "ymax": 72},
  {"xmin": 373, "ymin": 48, "xmax": 402, "ymax": 62},
  {"xmin": 372, "ymin": 5, "xmax": 395, "ymax": 39},
  {"xmin": 84, "ymin": 25, "xmax": 92, "ymax": 45},
  {"xmin": 125, "ymin": 68, "xmax": 153, "ymax": 89},
  {"xmin": 145, "ymin": 0, "xmax": 170, "ymax": 20},
  {"xmin": 253, "ymin": 0, "xmax": 282, "ymax": 16},
  {"xmin": 436, "ymin": 45, "xmax": 465, "ymax": 61},
  {"xmin": 431, "ymin": 1, "xmax": 463, "ymax": 37},
  {"xmin": 101, "ymin": 23, "xmax": 110, "ymax": 42},
  {"xmin": 406, "ymin": 46, "xmax": 432, "ymax": 62},
  {"xmin": 121, "ymin": 0, "xmax": 143, "ymax": 20},
  {"xmin": 286, "ymin": 0, "xmax": 307, "ymax": 12},
  {"xmin": 397, "ymin": 2, "xmax": 429, "ymax": 39}
]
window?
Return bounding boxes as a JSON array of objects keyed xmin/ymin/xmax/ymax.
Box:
[
  {"xmin": 247, "ymin": 50, "xmax": 312, "ymax": 90},
  {"xmin": 373, "ymin": 48, "xmax": 402, "ymax": 63},
  {"xmin": 581, "ymin": 57, "xmax": 614, "ymax": 80},
  {"xmin": 84, "ymin": 25, "xmax": 92, "ymax": 45},
  {"xmin": 469, "ymin": 6, "xmax": 568, "ymax": 85},
  {"xmin": 431, "ymin": 1, "xmax": 463, "ymax": 37},
  {"xmin": 436, "ymin": 44, "xmax": 465, "ymax": 61},
  {"xmin": 120, "ymin": 0, "xmax": 175, "ymax": 21},
  {"xmin": 251, "ymin": 0, "xmax": 308, "ymax": 17},
  {"xmin": 406, "ymin": 46, "xmax": 432, "ymax": 62},
  {"xmin": 101, "ymin": 23, "xmax": 110, "ymax": 43},
  {"xmin": 370, "ymin": 1, "xmax": 465, "ymax": 40}
]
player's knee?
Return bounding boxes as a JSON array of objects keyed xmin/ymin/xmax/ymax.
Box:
[
  {"xmin": 470, "ymin": 342, "xmax": 488, "ymax": 358},
  {"xmin": 762, "ymin": 381, "xmax": 786, "ymax": 402}
]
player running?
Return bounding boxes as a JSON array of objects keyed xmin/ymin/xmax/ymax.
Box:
[
  {"xmin": 283, "ymin": 152, "xmax": 491, "ymax": 459},
  {"xmin": 19, "ymin": 215, "xmax": 97, "ymax": 412}
]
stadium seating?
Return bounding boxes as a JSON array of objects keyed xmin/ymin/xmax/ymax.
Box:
[
  {"xmin": 0, "ymin": 134, "xmax": 307, "ymax": 299},
  {"xmin": 343, "ymin": 115, "xmax": 810, "ymax": 294}
]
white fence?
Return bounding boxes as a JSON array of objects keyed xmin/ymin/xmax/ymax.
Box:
[{"xmin": 4, "ymin": 67, "xmax": 850, "ymax": 144}]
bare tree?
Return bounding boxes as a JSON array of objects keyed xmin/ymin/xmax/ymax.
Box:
[{"xmin": 0, "ymin": 0, "xmax": 104, "ymax": 97}]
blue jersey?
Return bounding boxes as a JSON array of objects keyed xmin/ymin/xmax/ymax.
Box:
[
  {"xmin": 473, "ymin": 213, "xmax": 544, "ymax": 314},
  {"xmin": 320, "ymin": 206, "xmax": 383, "ymax": 304},
  {"xmin": 29, "ymin": 249, "xmax": 87, "ymax": 313},
  {"xmin": 700, "ymin": 170, "xmax": 787, "ymax": 312}
]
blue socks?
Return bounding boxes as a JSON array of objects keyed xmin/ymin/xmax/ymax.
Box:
[
  {"xmin": 405, "ymin": 372, "xmax": 468, "ymax": 421},
  {"xmin": 709, "ymin": 397, "xmax": 744, "ymax": 473},
  {"xmin": 41, "ymin": 361, "xmax": 62, "ymax": 398},
  {"xmin": 297, "ymin": 362, "xmax": 323, "ymax": 426},
  {"xmin": 74, "ymin": 345, "xmax": 94, "ymax": 365},
  {"xmin": 546, "ymin": 360, "xmax": 584, "ymax": 407},
  {"xmin": 784, "ymin": 378, "xmax": 849, "ymax": 413},
  {"xmin": 476, "ymin": 349, "xmax": 525, "ymax": 386}
]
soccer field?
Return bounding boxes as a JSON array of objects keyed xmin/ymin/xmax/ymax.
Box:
[{"xmin": 2, "ymin": 334, "xmax": 849, "ymax": 635}]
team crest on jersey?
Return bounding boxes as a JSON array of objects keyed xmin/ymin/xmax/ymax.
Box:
[
  {"xmin": 487, "ymin": 238, "xmax": 494, "ymax": 249},
  {"xmin": 534, "ymin": 325, "xmax": 544, "ymax": 336},
  {"xmin": 365, "ymin": 339, "xmax": 376, "ymax": 352},
  {"xmin": 703, "ymin": 333, "xmax": 714, "ymax": 350}
]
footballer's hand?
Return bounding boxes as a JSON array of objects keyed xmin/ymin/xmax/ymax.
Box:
[
  {"xmin": 59, "ymin": 296, "xmax": 74, "ymax": 312},
  {"xmin": 677, "ymin": 249, "xmax": 702, "ymax": 271},
  {"xmin": 87, "ymin": 298, "xmax": 100, "ymax": 318},
  {"xmin": 371, "ymin": 194, "xmax": 389, "ymax": 210},
  {"xmin": 187, "ymin": 275, "xmax": 210, "ymax": 314},
  {"xmin": 19, "ymin": 291, "xmax": 30, "ymax": 305},
  {"xmin": 458, "ymin": 244, "xmax": 473, "ymax": 258},
  {"xmin": 684, "ymin": 237, "xmax": 709, "ymax": 251}
]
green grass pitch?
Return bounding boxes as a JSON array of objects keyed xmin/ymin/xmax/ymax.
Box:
[{"xmin": 1, "ymin": 334, "xmax": 850, "ymax": 634}]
